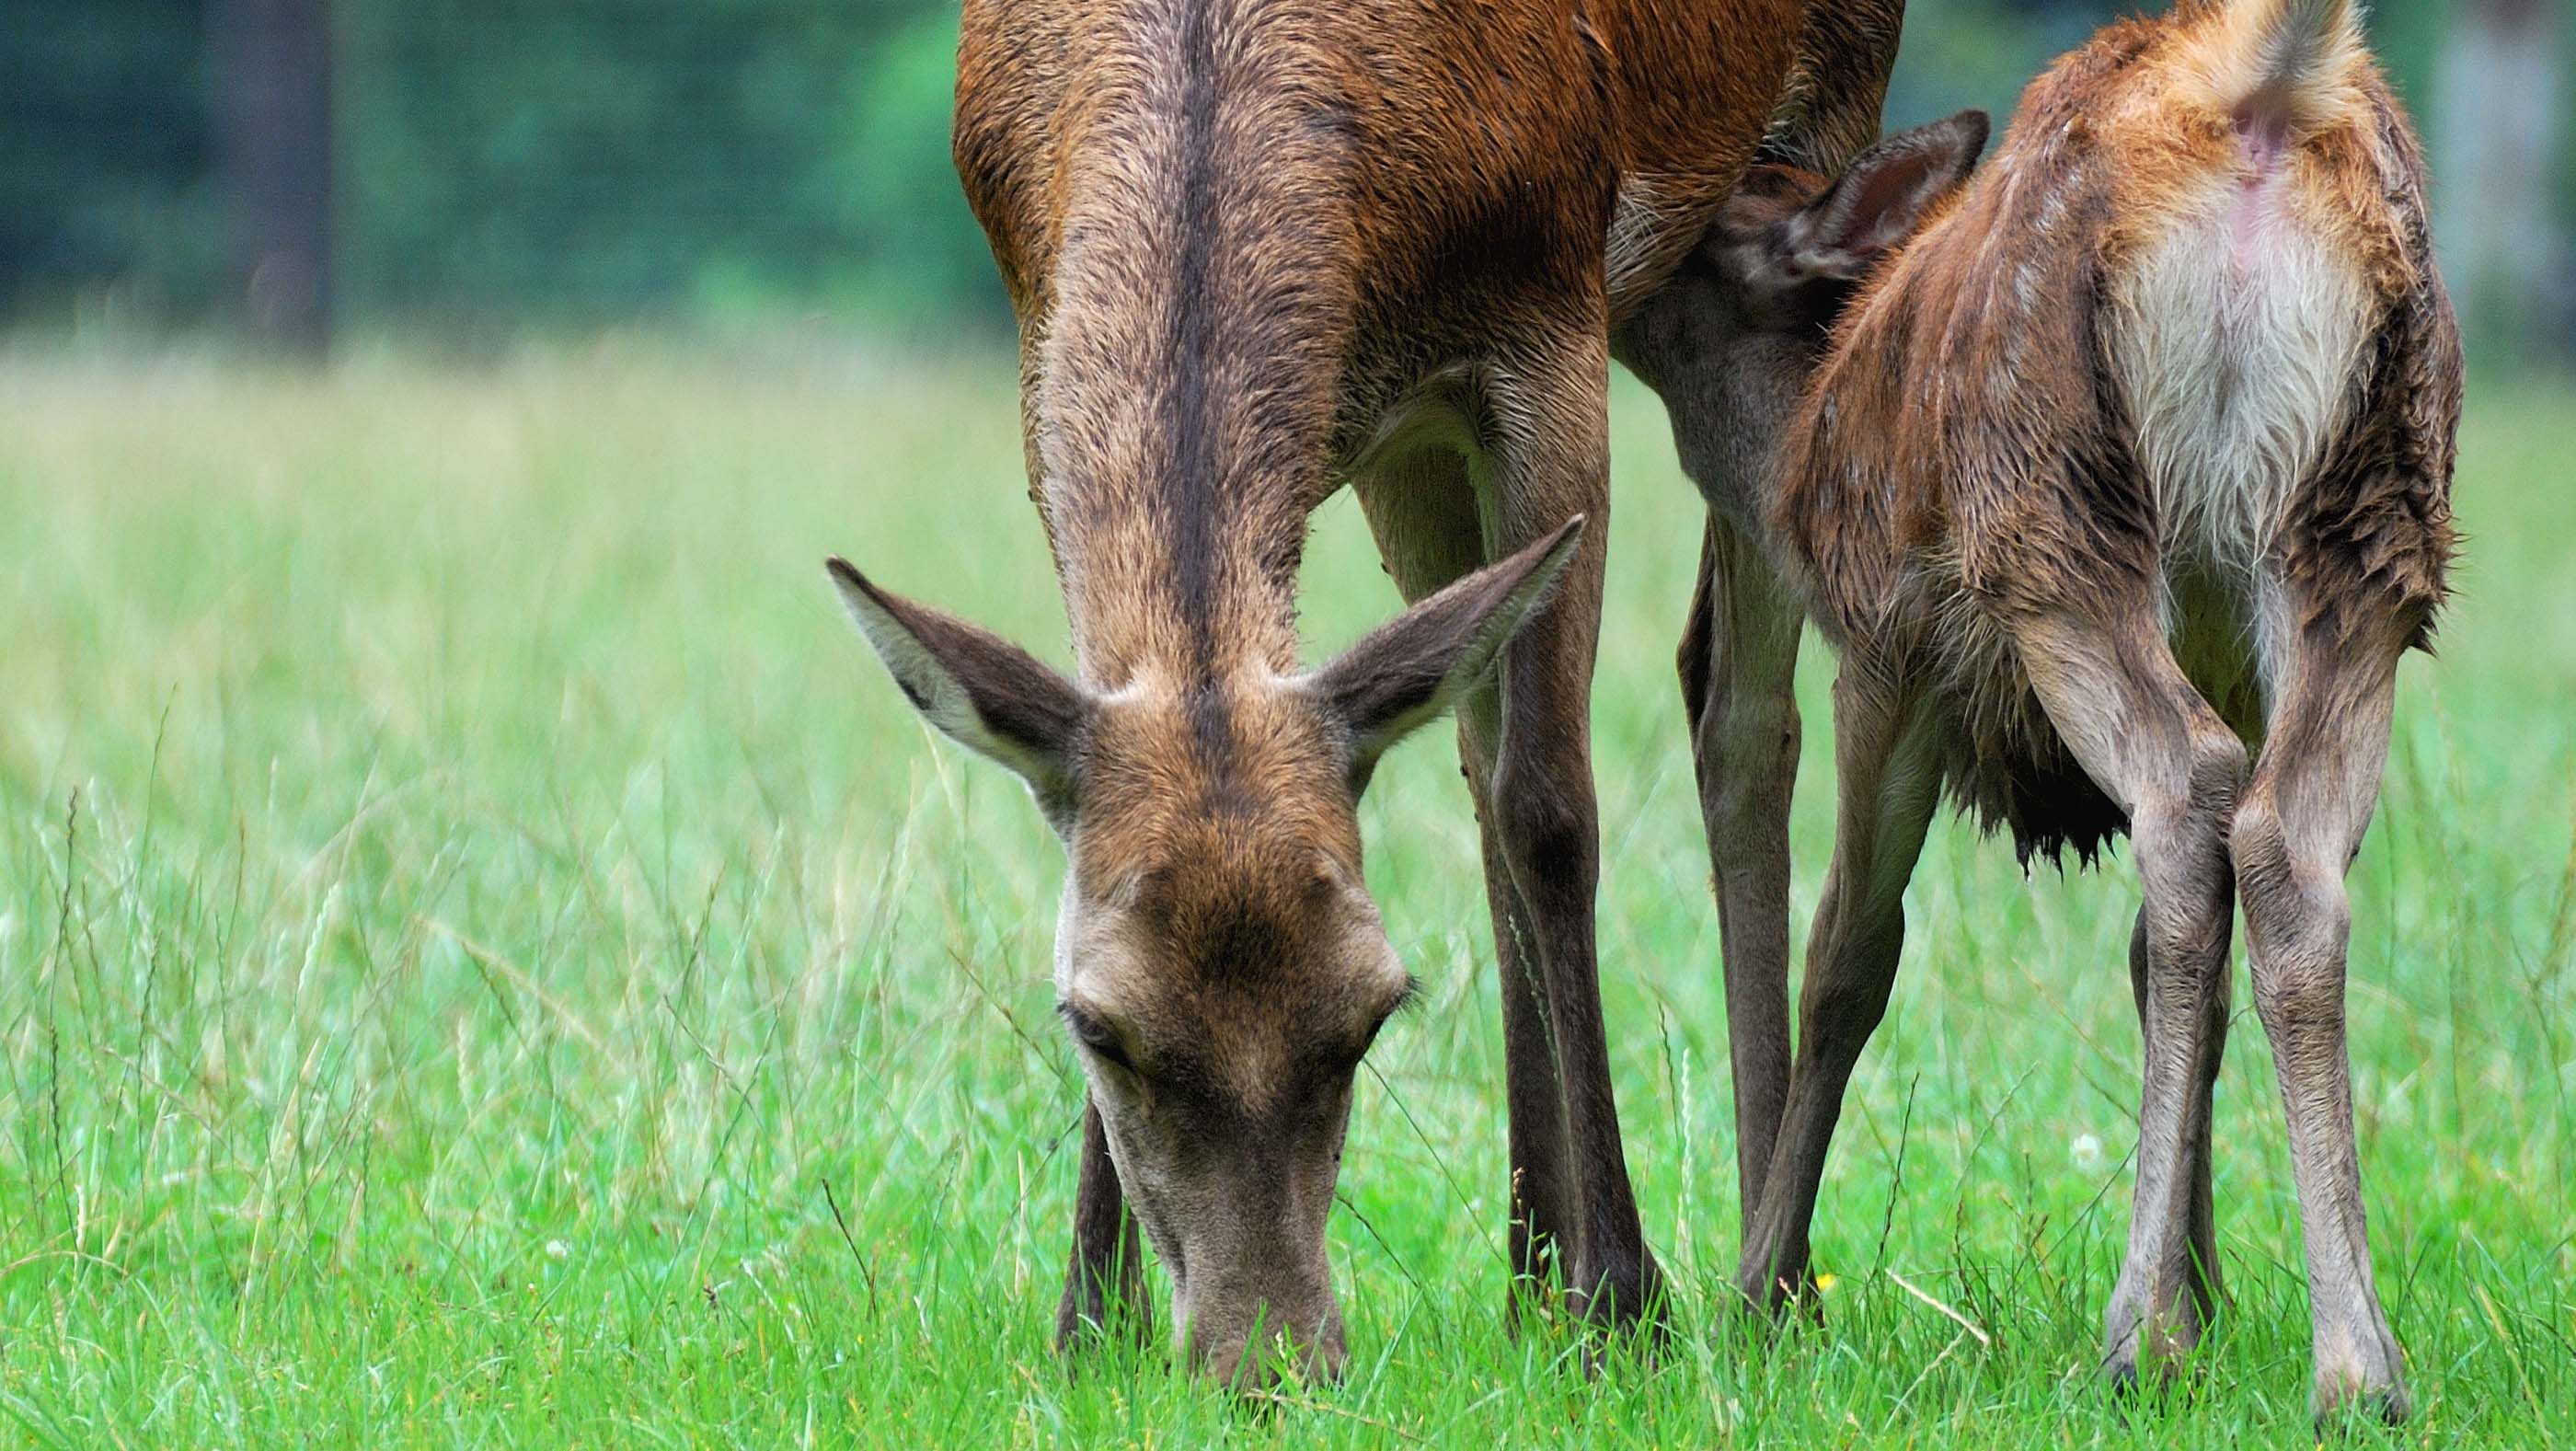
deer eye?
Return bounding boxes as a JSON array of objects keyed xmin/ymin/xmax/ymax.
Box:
[{"xmin": 1058, "ymin": 1003, "xmax": 1135, "ymax": 1073}]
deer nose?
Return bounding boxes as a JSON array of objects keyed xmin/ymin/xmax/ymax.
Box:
[
  {"xmin": 1199, "ymin": 1306, "xmax": 1347, "ymax": 1391},
  {"xmin": 1177, "ymin": 1255, "xmax": 1346, "ymax": 1390}
]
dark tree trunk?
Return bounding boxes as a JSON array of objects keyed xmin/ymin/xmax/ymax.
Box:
[{"xmin": 213, "ymin": 0, "xmax": 332, "ymax": 355}]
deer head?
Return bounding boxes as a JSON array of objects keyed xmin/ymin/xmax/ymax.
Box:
[
  {"xmin": 827, "ymin": 518, "xmax": 1582, "ymax": 1383},
  {"xmin": 1616, "ymin": 111, "xmax": 1991, "ymax": 535}
]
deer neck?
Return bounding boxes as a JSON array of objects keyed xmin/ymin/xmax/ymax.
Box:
[{"xmin": 1029, "ymin": 12, "xmax": 1361, "ymax": 697}]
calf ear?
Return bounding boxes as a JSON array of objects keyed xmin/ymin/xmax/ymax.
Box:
[
  {"xmin": 1779, "ymin": 109, "xmax": 1990, "ymax": 282},
  {"xmin": 1304, "ymin": 517, "xmax": 1586, "ymax": 794},
  {"xmin": 827, "ymin": 558, "xmax": 1089, "ymax": 823}
]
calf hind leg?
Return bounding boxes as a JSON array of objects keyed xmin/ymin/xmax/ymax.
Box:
[
  {"xmin": 2233, "ymin": 620, "xmax": 2411, "ymax": 1424},
  {"xmin": 2012, "ymin": 606, "xmax": 2243, "ymax": 1391},
  {"xmin": 2127, "ymin": 905, "xmax": 2230, "ymax": 1328}
]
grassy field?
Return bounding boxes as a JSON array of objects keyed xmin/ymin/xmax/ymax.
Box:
[{"xmin": 0, "ymin": 342, "xmax": 2570, "ymax": 1447}]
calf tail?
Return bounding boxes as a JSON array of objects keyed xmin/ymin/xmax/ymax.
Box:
[
  {"xmin": 2244, "ymin": 0, "xmax": 2363, "ymax": 106},
  {"xmin": 2176, "ymin": 0, "xmax": 2368, "ymax": 133}
]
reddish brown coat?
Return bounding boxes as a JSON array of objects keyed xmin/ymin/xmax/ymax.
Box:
[{"xmin": 842, "ymin": 0, "xmax": 1908, "ymax": 1384}]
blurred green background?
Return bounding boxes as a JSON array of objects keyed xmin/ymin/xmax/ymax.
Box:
[{"xmin": 6, "ymin": 0, "xmax": 2570, "ymax": 362}]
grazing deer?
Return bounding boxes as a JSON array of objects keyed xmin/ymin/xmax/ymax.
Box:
[
  {"xmin": 825, "ymin": 0, "xmax": 1905, "ymax": 1387},
  {"xmin": 1619, "ymin": 0, "xmax": 2455, "ymax": 1421}
]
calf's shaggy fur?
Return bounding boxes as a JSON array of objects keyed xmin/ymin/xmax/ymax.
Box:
[{"xmin": 1621, "ymin": 0, "xmax": 2456, "ymax": 1420}]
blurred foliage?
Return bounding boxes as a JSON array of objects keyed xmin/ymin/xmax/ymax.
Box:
[
  {"xmin": 0, "ymin": 0, "xmax": 227, "ymax": 320},
  {"xmin": 0, "ymin": 0, "xmax": 2564, "ymax": 341},
  {"xmin": 3, "ymin": 0, "xmax": 1009, "ymax": 336},
  {"xmin": 339, "ymin": 1, "xmax": 998, "ymax": 328}
]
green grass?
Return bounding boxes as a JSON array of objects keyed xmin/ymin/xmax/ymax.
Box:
[{"xmin": 0, "ymin": 341, "xmax": 2569, "ymax": 1447}]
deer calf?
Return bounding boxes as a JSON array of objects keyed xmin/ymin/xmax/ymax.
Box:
[{"xmin": 1621, "ymin": 0, "xmax": 2456, "ymax": 1421}]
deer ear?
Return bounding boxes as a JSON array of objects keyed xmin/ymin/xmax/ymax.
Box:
[
  {"xmin": 1779, "ymin": 110, "xmax": 1990, "ymax": 281},
  {"xmin": 827, "ymin": 558, "xmax": 1089, "ymax": 823},
  {"xmin": 1304, "ymin": 516, "xmax": 1586, "ymax": 795}
]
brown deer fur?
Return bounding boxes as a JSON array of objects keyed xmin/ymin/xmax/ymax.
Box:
[
  {"xmin": 828, "ymin": 0, "xmax": 1904, "ymax": 1387},
  {"xmin": 1620, "ymin": 0, "xmax": 2455, "ymax": 1422}
]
